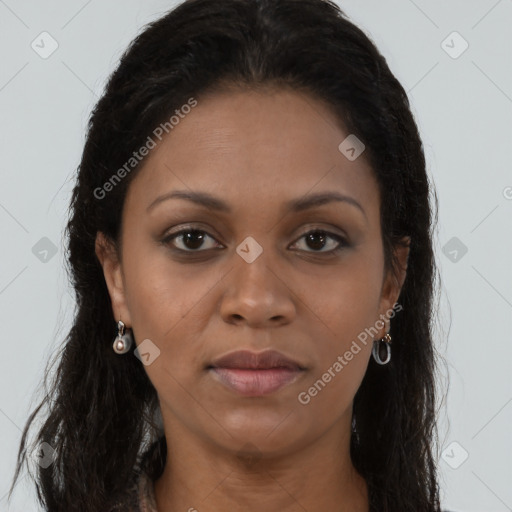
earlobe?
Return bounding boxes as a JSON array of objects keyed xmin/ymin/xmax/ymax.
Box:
[{"xmin": 94, "ymin": 232, "xmax": 132, "ymax": 325}]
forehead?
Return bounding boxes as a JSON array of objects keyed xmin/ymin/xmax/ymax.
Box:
[{"xmin": 124, "ymin": 88, "xmax": 379, "ymax": 217}]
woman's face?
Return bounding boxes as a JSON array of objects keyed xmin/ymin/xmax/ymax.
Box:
[{"xmin": 96, "ymin": 87, "xmax": 409, "ymax": 459}]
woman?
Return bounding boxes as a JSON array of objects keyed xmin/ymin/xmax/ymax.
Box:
[{"xmin": 9, "ymin": 0, "xmax": 446, "ymax": 510}]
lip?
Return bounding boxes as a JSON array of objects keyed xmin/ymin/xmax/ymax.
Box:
[
  {"xmin": 209, "ymin": 349, "xmax": 305, "ymax": 371},
  {"xmin": 207, "ymin": 349, "xmax": 306, "ymax": 396},
  {"xmin": 209, "ymin": 367, "xmax": 304, "ymax": 396}
]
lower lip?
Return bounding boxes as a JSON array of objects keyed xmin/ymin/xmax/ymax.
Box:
[{"xmin": 209, "ymin": 367, "xmax": 303, "ymax": 396}]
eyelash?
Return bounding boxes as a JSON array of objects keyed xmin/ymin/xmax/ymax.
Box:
[{"xmin": 161, "ymin": 225, "xmax": 349, "ymax": 256}]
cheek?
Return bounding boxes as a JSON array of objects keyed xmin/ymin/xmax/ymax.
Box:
[
  {"xmin": 122, "ymin": 239, "xmax": 218, "ymax": 334},
  {"xmin": 297, "ymin": 345, "xmax": 371, "ymax": 420},
  {"xmin": 297, "ymin": 279, "xmax": 376, "ymax": 416},
  {"xmin": 295, "ymin": 249, "xmax": 383, "ymax": 406},
  {"xmin": 300, "ymin": 251, "xmax": 384, "ymax": 340},
  {"xmin": 121, "ymin": 245, "xmax": 226, "ymax": 378}
]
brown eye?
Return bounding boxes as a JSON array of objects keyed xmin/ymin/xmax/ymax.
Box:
[
  {"xmin": 163, "ymin": 229, "xmax": 220, "ymax": 252},
  {"xmin": 291, "ymin": 230, "xmax": 348, "ymax": 254}
]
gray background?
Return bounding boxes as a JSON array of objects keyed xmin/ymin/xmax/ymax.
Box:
[{"xmin": 1, "ymin": 0, "xmax": 511, "ymax": 510}]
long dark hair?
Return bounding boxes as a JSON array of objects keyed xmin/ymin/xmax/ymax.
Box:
[{"xmin": 9, "ymin": 0, "xmax": 443, "ymax": 510}]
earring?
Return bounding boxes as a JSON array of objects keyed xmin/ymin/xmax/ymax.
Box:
[
  {"xmin": 112, "ymin": 320, "xmax": 133, "ymax": 354},
  {"xmin": 372, "ymin": 332, "xmax": 392, "ymax": 365}
]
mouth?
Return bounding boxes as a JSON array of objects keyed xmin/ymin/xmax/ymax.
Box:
[
  {"xmin": 207, "ymin": 349, "xmax": 307, "ymax": 396},
  {"xmin": 208, "ymin": 367, "xmax": 304, "ymax": 396}
]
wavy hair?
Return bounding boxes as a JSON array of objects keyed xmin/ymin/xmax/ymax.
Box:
[{"xmin": 9, "ymin": 0, "xmax": 443, "ymax": 510}]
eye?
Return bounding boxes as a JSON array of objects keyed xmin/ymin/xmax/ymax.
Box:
[
  {"xmin": 162, "ymin": 226, "xmax": 349, "ymax": 255},
  {"xmin": 290, "ymin": 229, "xmax": 348, "ymax": 254},
  {"xmin": 162, "ymin": 228, "xmax": 222, "ymax": 252}
]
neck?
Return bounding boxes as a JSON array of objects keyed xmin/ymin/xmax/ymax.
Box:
[{"xmin": 153, "ymin": 415, "xmax": 369, "ymax": 512}]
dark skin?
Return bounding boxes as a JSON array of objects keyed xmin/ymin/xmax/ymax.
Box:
[{"xmin": 96, "ymin": 88, "xmax": 409, "ymax": 511}]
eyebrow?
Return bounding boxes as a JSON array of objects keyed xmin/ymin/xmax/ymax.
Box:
[{"xmin": 146, "ymin": 189, "xmax": 367, "ymax": 220}]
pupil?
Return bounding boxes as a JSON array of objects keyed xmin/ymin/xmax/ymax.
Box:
[
  {"xmin": 184, "ymin": 231, "xmax": 204, "ymax": 249},
  {"xmin": 307, "ymin": 232, "xmax": 326, "ymax": 250}
]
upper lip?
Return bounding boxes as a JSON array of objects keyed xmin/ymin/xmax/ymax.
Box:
[{"xmin": 209, "ymin": 349, "xmax": 305, "ymax": 370}]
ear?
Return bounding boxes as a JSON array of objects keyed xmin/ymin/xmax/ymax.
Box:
[
  {"xmin": 377, "ymin": 236, "xmax": 410, "ymax": 336},
  {"xmin": 95, "ymin": 231, "xmax": 132, "ymax": 327}
]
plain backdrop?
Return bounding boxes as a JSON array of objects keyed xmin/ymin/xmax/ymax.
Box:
[{"xmin": 1, "ymin": 1, "xmax": 511, "ymax": 511}]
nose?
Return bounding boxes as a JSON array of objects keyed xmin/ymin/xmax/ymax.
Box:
[{"xmin": 219, "ymin": 252, "xmax": 296, "ymax": 328}]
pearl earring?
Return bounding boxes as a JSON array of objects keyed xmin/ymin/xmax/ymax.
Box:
[{"xmin": 112, "ymin": 320, "xmax": 133, "ymax": 354}]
